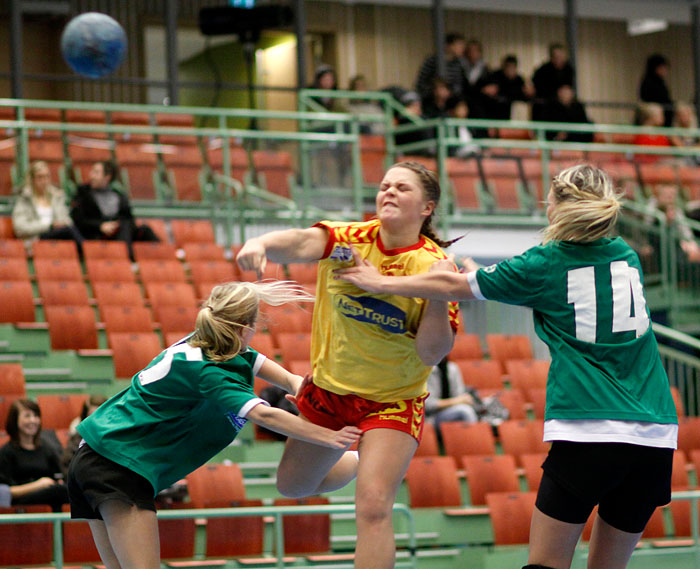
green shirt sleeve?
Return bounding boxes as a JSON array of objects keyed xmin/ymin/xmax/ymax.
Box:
[{"xmin": 470, "ymin": 245, "xmax": 550, "ymax": 308}]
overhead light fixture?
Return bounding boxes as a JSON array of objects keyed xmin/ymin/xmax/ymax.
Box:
[{"xmin": 627, "ymin": 18, "xmax": 668, "ymax": 36}]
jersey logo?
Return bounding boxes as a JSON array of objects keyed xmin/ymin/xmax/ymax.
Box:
[
  {"xmin": 225, "ymin": 411, "xmax": 247, "ymax": 431},
  {"xmin": 335, "ymin": 294, "xmax": 406, "ymax": 333},
  {"xmin": 330, "ymin": 245, "xmax": 353, "ymax": 262},
  {"xmin": 484, "ymin": 264, "xmax": 497, "ymax": 273}
]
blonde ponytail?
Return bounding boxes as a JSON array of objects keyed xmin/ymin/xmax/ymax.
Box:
[
  {"xmin": 543, "ymin": 164, "xmax": 622, "ymax": 244},
  {"xmin": 189, "ymin": 280, "xmax": 313, "ymax": 361}
]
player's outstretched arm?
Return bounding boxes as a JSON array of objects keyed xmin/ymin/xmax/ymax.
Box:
[
  {"xmin": 247, "ymin": 404, "xmax": 361, "ymax": 449},
  {"xmin": 335, "ymin": 247, "xmax": 476, "ymax": 302},
  {"xmin": 256, "ymin": 357, "xmax": 303, "ymax": 394},
  {"xmin": 237, "ymin": 227, "xmax": 328, "ymax": 278}
]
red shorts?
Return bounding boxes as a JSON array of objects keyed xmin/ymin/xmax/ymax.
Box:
[{"xmin": 296, "ymin": 382, "xmax": 426, "ymax": 443}]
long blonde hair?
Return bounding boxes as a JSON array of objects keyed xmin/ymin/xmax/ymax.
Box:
[
  {"xmin": 189, "ymin": 280, "xmax": 313, "ymax": 361},
  {"xmin": 543, "ymin": 164, "xmax": 622, "ymax": 244}
]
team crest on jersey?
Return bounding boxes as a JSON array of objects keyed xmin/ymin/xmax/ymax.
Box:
[
  {"xmin": 225, "ymin": 411, "xmax": 247, "ymax": 431},
  {"xmin": 335, "ymin": 294, "xmax": 406, "ymax": 333},
  {"xmin": 330, "ymin": 245, "xmax": 353, "ymax": 262},
  {"xmin": 484, "ymin": 264, "xmax": 497, "ymax": 273}
]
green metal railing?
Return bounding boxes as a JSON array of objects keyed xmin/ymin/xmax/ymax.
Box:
[
  {"xmin": 654, "ymin": 323, "xmax": 700, "ymax": 416},
  {"xmin": 0, "ymin": 503, "xmax": 417, "ymax": 569}
]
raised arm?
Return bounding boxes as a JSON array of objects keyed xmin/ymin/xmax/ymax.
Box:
[
  {"xmin": 237, "ymin": 227, "xmax": 328, "ymax": 278},
  {"xmin": 335, "ymin": 247, "xmax": 476, "ymax": 302},
  {"xmin": 256, "ymin": 357, "xmax": 303, "ymax": 394}
]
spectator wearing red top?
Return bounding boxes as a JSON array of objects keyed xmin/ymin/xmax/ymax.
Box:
[{"xmin": 633, "ymin": 103, "xmax": 671, "ymax": 164}]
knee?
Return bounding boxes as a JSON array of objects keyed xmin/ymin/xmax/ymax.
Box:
[
  {"xmin": 275, "ymin": 477, "xmax": 310, "ymax": 499},
  {"xmin": 355, "ymin": 489, "xmax": 393, "ymax": 525}
]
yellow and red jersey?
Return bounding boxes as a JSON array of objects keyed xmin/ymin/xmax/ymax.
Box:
[{"xmin": 310, "ymin": 219, "xmax": 459, "ymax": 402}]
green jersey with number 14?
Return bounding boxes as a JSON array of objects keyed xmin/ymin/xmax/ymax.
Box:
[{"xmin": 468, "ymin": 237, "xmax": 677, "ymax": 425}]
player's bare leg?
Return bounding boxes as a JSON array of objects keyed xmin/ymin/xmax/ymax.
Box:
[{"xmin": 527, "ymin": 506, "xmax": 585, "ymax": 569}]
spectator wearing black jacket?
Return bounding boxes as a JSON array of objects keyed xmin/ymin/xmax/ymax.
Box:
[
  {"xmin": 70, "ymin": 161, "xmax": 158, "ymax": 260},
  {"xmin": 640, "ymin": 53, "xmax": 674, "ymax": 127},
  {"xmin": 532, "ymin": 44, "xmax": 575, "ymax": 120},
  {"xmin": 541, "ymin": 84, "xmax": 594, "ymax": 143},
  {"xmin": 489, "ymin": 55, "xmax": 534, "ymax": 120},
  {"xmin": 415, "ymin": 33, "xmax": 467, "ymax": 104}
]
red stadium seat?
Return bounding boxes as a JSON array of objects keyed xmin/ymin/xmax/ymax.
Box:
[
  {"xmin": 171, "ymin": 219, "xmax": 215, "ymax": 247},
  {"xmin": 0, "ymin": 280, "xmax": 35, "ymax": 322},
  {"xmin": 133, "ymin": 241, "xmax": 178, "ymax": 261},
  {"xmin": 38, "ymin": 280, "xmax": 90, "ymax": 306},
  {"xmin": 45, "ymin": 305, "xmax": 98, "ymax": 350},
  {"xmin": 497, "ymin": 420, "xmax": 549, "ymax": 464},
  {"xmin": 108, "ymin": 332, "xmax": 162, "ymax": 379},
  {"xmin": 189, "ymin": 261, "xmax": 236, "ymax": 291},
  {"xmin": 0, "ymin": 505, "xmax": 53, "ymax": 565},
  {"xmin": 138, "ymin": 259, "xmax": 187, "ymax": 284},
  {"xmin": 404, "ymin": 456, "xmax": 462, "ymax": 508},
  {"xmin": 83, "ymin": 240, "xmax": 130, "ymax": 260},
  {"xmin": 505, "ymin": 359, "xmax": 549, "ymax": 393},
  {"xmin": 252, "ymin": 150, "xmax": 295, "ymax": 198},
  {"xmin": 520, "ymin": 452, "xmax": 547, "ymax": 491},
  {"xmin": 276, "ymin": 332, "xmax": 312, "ymax": 367},
  {"xmin": 93, "ymin": 282, "xmax": 145, "ymax": 315},
  {"xmin": 0, "ymin": 239, "xmax": 26, "ymax": 259},
  {"xmin": 186, "ymin": 463, "xmax": 246, "ymax": 509},
  {"xmin": 32, "ymin": 239, "xmax": 79, "ymax": 261},
  {"xmin": 485, "ymin": 492, "xmax": 537, "ymax": 545},
  {"xmin": 440, "ymin": 421, "xmax": 497, "ymax": 461},
  {"xmin": 36, "ymin": 394, "xmax": 87, "ymax": 430},
  {"xmin": 274, "ymin": 497, "xmax": 331, "ymax": 554},
  {"xmin": 0, "ymin": 258, "xmax": 30, "ymax": 281},
  {"xmin": 414, "ymin": 422, "xmax": 440, "ymax": 457},
  {"xmin": 453, "ymin": 359, "xmax": 503, "ymax": 391},
  {"xmin": 486, "ymin": 334, "xmax": 533, "ymax": 372},
  {"xmin": 86, "ymin": 258, "xmax": 136, "ymax": 283},
  {"xmin": 182, "ymin": 242, "xmax": 226, "ymax": 262},
  {"xmin": 0, "ymin": 363, "xmax": 26, "ymax": 396},
  {"xmin": 102, "ymin": 305, "xmax": 155, "ymax": 334},
  {"xmin": 462, "ymin": 454, "xmax": 520, "ymax": 506},
  {"xmin": 360, "ymin": 134, "xmax": 387, "ymax": 186},
  {"xmin": 449, "ymin": 334, "xmax": 483, "ymax": 360},
  {"xmin": 155, "ymin": 305, "xmax": 198, "ymax": 337},
  {"xmin": 61, "ymin": 504, "xmax": 102, "ymax": 563},
  {"xmin": 34, "ymin": 258, "xmax": 83, "ymax": 282},
  {"xmin": 145, "ymin": 282, "xmax": 198, "ymax": 311}
]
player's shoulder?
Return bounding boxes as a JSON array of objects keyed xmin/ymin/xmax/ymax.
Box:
[{"xmin": 317, "ymin": 219, "xmax": 380, "ymax": 244}]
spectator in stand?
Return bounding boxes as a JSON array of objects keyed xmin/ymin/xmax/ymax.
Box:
[
  {"xmin": 0, "ymin": 399, "xmax": 69, "ymax": 512},
  {"xmin": 489, "ymin": 55, "xmax": 535, "ymax": 120},
  {"xmin": 644, "ymin": 184, "xmax": 700, "ymax": 263},
  {"xmin": 463, "ymin": 39, "xmax": 490, "ymax": 104},
  {"xmin": 310, "ymin": 64, "xmax": 348, "ymax": 113},
  {"xmin": 426, "ymin": 357, "xmax": 479, "ymax": 428},
  {"xmin": 633, "ymin": 103, "xmax": 671, "ymax": 164},
  {"xmin": 347, "ymin": 74, "xmax": 384, "ymax": 134},
  {"xmin": 532, "ymin": 44, "xmax": 575, "ymax": 120},
  {"xmin": 670, "ymin": 102, "xmax": 699, "ymax": 162},
  {"xmin": 422, "ymin": 77, "xmax": 453, "ymax": 119},
  {"xmin": 60, "ymin": 395, "xmax": 108, "ymax": 478},
  {"xmin": 640, "ymin": 54, "xmax": 674, "ymax": 127},
  {"xmin": 541, "ymin": 84, "xmax": 594, "ymax": 143},
  {"xmin": 415, "ymin": 33, "xmax": 467, "ymax": 105},
  {"xmin": 395, "ymin": 91, "xmax": 435, "ymax": 156},
  {"xmin": 12, "ymin": 160, "xmax": 84, "ymax": 250},
  {"xmin": 446, "ymin": 98, "xmax": 480, "ymax": 157},
  {"xmin": 70, "ymin": 161, "xmax": 159, "ymax": 261}
]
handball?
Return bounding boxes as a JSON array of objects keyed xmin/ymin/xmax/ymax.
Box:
[{"xmin": 61, "ymin": 12, "xmax": 127, "ymax": 78}]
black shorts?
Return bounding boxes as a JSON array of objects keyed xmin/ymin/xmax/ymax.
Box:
[
  {"xmin": 536, "ymin": 440, "xmax": 674, "ymax": 534},
  {"xmin": 67, "ymin": 443, "xmax": 156, "ymax": 520}
]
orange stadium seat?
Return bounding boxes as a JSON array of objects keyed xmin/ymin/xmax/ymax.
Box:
[
  {"xmin": 252, "ymin": 150, "xmax": 295, "ymax": 198},
  {"xmin": 520, "ymin": 452, "xmax": 547, "ymax": 491},
  {"xmin": 164, "ymin": 148, "xmax": 205, "ymax": 202},
  {"xmin": 199, "ymin": 499, "xmax": 265, "ymax": 559},
  {"xmin": 0, "ymin": 215, "xmax": 15, "ymax": 237},
  {"xmin": 61, "ymin": 504, "xmax": 102, "ymax": 563},
  {"xmin": 671, "ymin": 451, "xmax": 690, "ymax": 490},
  {"xmin": 32, "ymin": 239, "xmax": 79, "ymax": 261},
  {"xmin": 108, "ymin": 332, "xmax": 162, "ymax": 379},
  {"xmin": 133, "ymin": 241, "xmax": 178, "ymax": 261},
  {"xmin": 497, "ymin": 389, "xmax": 528, "ymax": 420},
  {"xmin": 0, "ymin": 363, "xmax": 26, "ymax": 396},
  {"xmin": 86, "ymin": 258, "xmax": 136, "ymax": 283},
  {"xmin": 0, "ymin": 239, "xmax": 26, "ymax": 259},
  {"xmin": 34, "ymin": 258, "xmax": 83, "ymax": 282},
  {"xmin": 36, "ymin": 394, "xmax": 87, "ymax": 430},
  {"xmin": 0, "ymin": 505, "xmax": 53, "ymax": 565},
  {"xmin": 249, "ymin": 333, "xmax": 276, "ymax": 359},
  {"xmin": 138, "ymin": 218, "xmax": 170, "ymax": 243},
  {"xmin": 93, "ymin": 282, "xmax": 145, "ymax": 314},
  {"xmin": 276, "ymin": 332, "xmax": 312, "ymax": 367},
  {"xmin": 440, "ymin": 421, "xmax": 497, "ymax": 460},
  {"xmin": 462, "ymin": 454, "xmax": 520, "ymax": 505},
  {"xmin": 189, "ymin": 260, "xmax": 236, "ymax": 290},
  {"xmin": 39, "ymin": 280, "xmax": 90, "ymax": 306},
  {"xmin": 138, "ymin": 259, "xmax": 187, "ymax": 284},
  {"xmin": 114, "ymin": 142, "xmax": 159, "ymax": 200},
  {"xmin": 288, "ymin": 359, "xmax": 311, "ymax": 377},
  {"xmin": 497, "ymin": 420, "xmax": 549, "ymax": 464},
  {"xmin": 286, "ymin": 263, "xmax": 318, "ymax": 284},
  {"xmin": 264, "ymin": 305, "xmax": 314, "ymax": 341},
  {"xmin": 274, "ymin": 497, "xmax": 331, "ymax": 554},
  {"xmin": 155, "ymin": 305, "xmax": 198, "ymax": 337},
  {"xmin": 486, "ymin": 334, "xmax": 533, "ymax": 372},
  {"xmin": 186, "ymin": 463, "xmax": 246, "ymax": 509},
  {"xmin": 360, "ymin": 134, "xmax": 387, "ymax": 186},
  {"xmin": 414, "ymin": 422, "xmax": 440, "ymax": 457},
  {"xmin": 0, "ymin": 258, "xmax": 30, "ymax": 281},
  {"xmin": 45, "ymin": 305, "xmax": 98, "ymax": 350},
  {"xmin": 0, "ymin": 280, "xmax": 35, "ymax": 322},
  {"xmin": 485, "ymin": 492, "xmax": 537, "ymax": 545},
  {"xmin": 0, "ymin": 396, "xmax": 22, "ymax": 430},
  {"xmin": 506, "ymin": 359, "xmax": 549, "ymax": 393},
  {"xmin": 83, "ymin": 240, "xmax": 130, "ymax": 260},
  {"xmin": 449, "ymin": 334, "xmax": 483, "ymax": 360},
  {"xmin": 677, "ymin": 417, "xmax": 700, "ymax": 456},
  {"xmin": 207, "ymin": 143, "xmax": 249, "ymax": 184},
  {"xmin": 171, "ymin": 219, "xmax": 215, "ymax": 247},
  {"xmin": 145, "ymin": 282, "xmax": 198, "ymax": 311},
  {"xmin": 102, "ymin": 305, "xmax": 155, "ymax": 334},
  {"xmin": 183, "ymin": 242, "xmax": 226, "ymax": 262},
  {"xmin": 453, "ymin": 359, "xmax": 503, "ymax": 391},
  {"xmin": 527, "ymin": 388, "xmax": 547, "ymax": 419},
  {"xmin": 404, "ymin": 456, "xmax": 462, "ymax": 508}
]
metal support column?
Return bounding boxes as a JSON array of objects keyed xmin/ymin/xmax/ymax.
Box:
[
  {"xmin": 295, "ymin": 0, "xmax": 307, "ymax": 90},
  {"xmin": 432, "ymin": 0, "xmax": 446, "ymax": 78},
  {"xmin": 692, "ymin": 4, "xmax": 700, "ymax": 120},
  {"xmin": 564, "ymin": 0, "xmax": 578, "ymax": 90},
  {"xmin": 10, "ymin": 0, "xmax": 23, "ymax": 99},
  {"xmin": 165, "ymin": 0, "xmax": 179, "ymax": 106}
]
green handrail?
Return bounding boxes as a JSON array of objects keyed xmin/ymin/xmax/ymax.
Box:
[{"xmin": 0, "ymin": 503, "xmax": 417, "ymax": 569}]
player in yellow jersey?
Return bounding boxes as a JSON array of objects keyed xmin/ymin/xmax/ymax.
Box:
[{"xmin": 237, "ymin": 161, "xmax": 459, "ymax": 569}]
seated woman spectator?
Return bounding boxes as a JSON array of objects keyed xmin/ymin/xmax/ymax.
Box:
[
  {"xmin": 670, "ymin": 102, "xmax": 699, "ymax": 163},
  {"xmin": 644, "ymin": 184, "xmax": 700, "ymax": 263},
  {"xmin": 634, "ymin": 103, "xmax": 672, "ymax": 164},
  {"xmin": 12, "ymin": 160, "xmax": 84, "ymax": 248},
  {"xmin": 347, "ymin": 74, "xmax": 384, "ymax": 134},
  {"xmin": 541, "ymin": 84, "xmax": 594, "ymax": 142},
  {"xmin": 426, "ymin": 357, "xmax": 479, "ymax": 428},
  {"xmin": 60, "ymin": 394, "xmax": 108, "ymax": 477},
  {"xmin": 310, "ymin": 64, "xmax": 348, "ymax": 113},
  {"xmin": 422, "ymin": 77, "xmax": 453, "ymax": 119},
  {"xmin": 0, "ymin": 399, "xmax": 69, "ymax": 512}
]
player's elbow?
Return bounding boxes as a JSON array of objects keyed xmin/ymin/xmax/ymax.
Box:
[{"xmin": 416, "ymin": 342, "xmax": 452, "ymax": 367}]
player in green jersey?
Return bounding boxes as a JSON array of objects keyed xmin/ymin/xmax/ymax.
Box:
[
  {"xmin": 337, "ymin": 164, "xmax": 677, "ymax": 569},
  {"xmin": 67, "ymin": 280, "xmax": 361, "ymax": 569}
]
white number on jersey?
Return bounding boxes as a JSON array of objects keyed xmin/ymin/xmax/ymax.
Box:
[
  {"xmin": 138, "ymin": 343, "xmax": 203, "ymax": 385},
  {"xmin": 567, "ymin": 261, "xmax": 649, "ymax": 343}
]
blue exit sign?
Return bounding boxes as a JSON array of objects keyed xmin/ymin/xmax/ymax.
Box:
[{"xmin": 229, "ymin": 0, "xmax": 255, "ymax": 7}]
